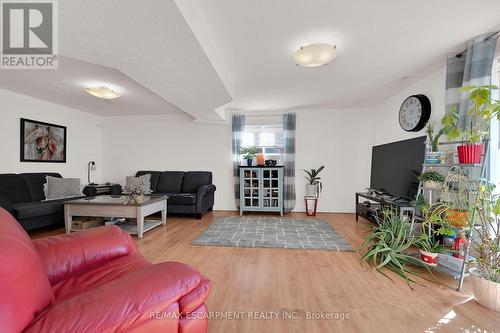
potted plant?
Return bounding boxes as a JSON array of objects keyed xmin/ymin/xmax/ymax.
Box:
[
  {"xmin": 413, "ymin": 234, "xmax": 446, "ymax": 267},
  {"xmin": 240, "ymin": 147, "xmax": 257, "ymax": 166},
  {"xmin": 359, "ymin": 210, "xmax": 433, "ymax": 289},
  {"xmin": 303, "ymin": 166, "xmax": 325, "ymax": 197},
  {"xmin": 410, "ymin": 193, "xmax": 427, "ymax": 217},
  {"xmin": 425, "ymin": 122, "xmax": 446, "ymax": 164},
  {"xmin": 439, "ymin": 167, "xmax": 475, "ymax": 228},
  {"xmin": 467, "ymin": 181, "xmax": 500, "ymax": 312},
  {"xmin": 418, "ymin": 171, "xmax": 445, "ymax": 190},
  {"xmin": 443, "ymin": 85, "xmax": 500, "ymax": 164}
]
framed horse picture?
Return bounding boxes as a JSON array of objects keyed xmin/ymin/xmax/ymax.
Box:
[{"xmin": 20, "ymin": 118, "xmax": 67, "ymax": 163}]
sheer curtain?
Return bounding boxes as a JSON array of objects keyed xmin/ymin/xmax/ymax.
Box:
[
  {"xmin": 282, "ymin": 113, "xmax": 296, "ymax": 212},
  {"xmin": 445, "ymin": 33, "xmax": 498, "ymax": 127},
  {"xmin": 232, "ymin": 114, "xmax": 246, "ymax": 208}
]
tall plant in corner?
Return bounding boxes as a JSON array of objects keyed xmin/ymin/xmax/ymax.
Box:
[{"xmin": 303, "ymin": 166, "xmax": 324, "ymax": 197}]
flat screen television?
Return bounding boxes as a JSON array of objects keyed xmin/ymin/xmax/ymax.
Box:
[{"xmin": 370, "ymin": 136, "xmax": 426, "ymax": 199}]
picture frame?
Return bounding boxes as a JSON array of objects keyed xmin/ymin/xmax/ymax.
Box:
[{"xmin": 20, "ymin": 118, "xmax": 67, "ymax": 163}]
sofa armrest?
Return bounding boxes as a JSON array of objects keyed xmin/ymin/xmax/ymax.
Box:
[
  {"xmin": 196, "ymin": 184, "xmax": 216, "ymax": 197},
  {"xmin": 33, "ymin": 226, "xmax": 137, "ymax": 284},
  {"xmin": 0, "ymin": 196, "xmax": 13, "ymax": 214},
  {"xmin": 24, "ymin": 263, "xmax": 208, "ymax": 333}
]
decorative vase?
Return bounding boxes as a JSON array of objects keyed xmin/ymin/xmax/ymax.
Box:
[
  {"xmin": 419, "ymin": 249, "xmax": 438, "ymax": 266},
  {"xmin": 457, "ymin": 144, "xmax": 483, "ymax": 164},
  {"xmin": 305, "ymin": 184, "xmax": 317, "ymax": 197},
  {"xmin": 256, "ymin": 153, "xmax": 265, "ymax": 166},
  {"xmin": 246, "ymin": 159, "xmax": 253, "ymax": 166},
  {"xmin": 133, "ymin": 194, "xmax": 144, "ymax": 204},
  {"xmin": 470, "ymin": 271, "xmax": 500, "ymax": 312}
]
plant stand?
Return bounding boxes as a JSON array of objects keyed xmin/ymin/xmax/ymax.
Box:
[
  {"xmin": 410, "ymin": 139, "xmax": 489, "ymax": 291},
  {"xmin": 305, "ymin": 195, "xmax": 318, "ymax": 216}
]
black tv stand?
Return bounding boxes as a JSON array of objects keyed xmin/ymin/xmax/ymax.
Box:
[{"xmin": 355, "ymin": 192, "xmax": 412, "ymax": 223}]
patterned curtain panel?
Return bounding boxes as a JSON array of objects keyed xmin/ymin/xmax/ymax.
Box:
[
  {"xmin": 232, "ymin": 114, "xmax": 246, "ymax": 208},
  {"xmin": 445, "ymin": 33, "xmax": 498, "ymax": 127},
  {"xmin": 282, "ymin": 113, "xmax": 296, "ymax": 212}
]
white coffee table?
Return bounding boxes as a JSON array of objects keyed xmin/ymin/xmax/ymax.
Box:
[{"xmin": 64, "ymin": 195, "xmax": 167, "ymax": 238}]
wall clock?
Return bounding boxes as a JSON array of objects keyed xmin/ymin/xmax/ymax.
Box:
[{"xmin": 398, "ymin": 94, "xmax": 431, "ymax": 132}]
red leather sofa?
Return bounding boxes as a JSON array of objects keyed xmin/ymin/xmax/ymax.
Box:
[{"xmin": 0, "ymin": 208, "xmax": 211, "ymax": 333}]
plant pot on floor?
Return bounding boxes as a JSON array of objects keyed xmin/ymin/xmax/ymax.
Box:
[
  {"xmin": 457, "ymin": 144, "xmax": 483, "ymax": 164},
  {"xmin": 470, "ymin": 271, "xmax": 500, "ymax": 312},
  {"xmin": 420, "ymin": 249, "xmax": 438, "ymax": 266},
  {"xmin": 305, "ymin": 184, "xmax": 318, "ymax": 197}
]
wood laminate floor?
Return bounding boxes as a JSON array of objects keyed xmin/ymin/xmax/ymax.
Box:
[{"xmin": 34, "ymin": 211, "xmax": 500, "ymax": 333}]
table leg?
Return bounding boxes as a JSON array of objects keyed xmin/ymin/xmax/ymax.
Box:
[
  {"xmin": 64, "ymin": 205, "xmax": 72, "ymax": 233},
  {"xmin": 136, "ymin": 207, "xmax": 144, "ymax": 239},
  {"xmin": 161, "ymin": 199, "xmax": 167, "ymax": 225}
]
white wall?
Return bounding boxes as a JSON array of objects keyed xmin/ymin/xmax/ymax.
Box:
[
  {"xmin": 0, "ymin": 89, "xmax": 102, "ymax": 182},
  {"xmin": 295, "ymin": 108, "xmax": 373, "ymax": 212},
  {"xmin": 100, "ymin": 114, "xmax": 235, "ymax": 210},
  {"xmin": 100, "ymin": 109, "xmax": 373, "ymax": 213},
  {"xmin": 372, "ymin": 67, "xmax": 447, "ymax": 145}
]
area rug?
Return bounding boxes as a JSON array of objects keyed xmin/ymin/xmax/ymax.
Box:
[{"xmin": 192, "ymin": 216, "xmax": 354, "ymax": 251}]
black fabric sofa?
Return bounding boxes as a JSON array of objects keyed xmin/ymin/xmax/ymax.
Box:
[
  {"xmin": 130, "ymin": 171, "xmax": 216, "ymax": 219},
  {"xmin": 0, "ymin": 173, "xmax": 79, "ymax": 231}
]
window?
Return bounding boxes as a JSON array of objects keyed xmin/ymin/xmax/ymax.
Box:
[
  {"xmin": 490, "ymin": 56, "xmax": 500, "ymax": 190},
  {"xmin": 241, "ymin": 123, "xmax": 284, "ymax": 161}
]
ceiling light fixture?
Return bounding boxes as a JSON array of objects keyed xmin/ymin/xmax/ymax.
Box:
[
  {"xmin": 293, "ymin": 43, "xmax": 337, "ymax": 67},
  {"xmin": 85, "ymin": 86, "xmax": 120, "ymax": 100}
]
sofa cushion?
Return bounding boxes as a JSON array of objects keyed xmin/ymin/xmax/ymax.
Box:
[
  {"xmin": 157, "ymin": 171, "xmax": 185, "ymax": 194},
  {"xmin": 0, "ymin": 208, "xmax": 54, "ymax": 333},
  {"xmin": 43, "ymin": 176, "xmax": 82, "ymax": 201},
  {"xmin": 135, "ymin": 171, "xmax": 162, "ymax": 193},
  {"xmin": 181, "ymin": 172, "xmax": 212, "ymax": 193},
  {"xmin": 0, "ymin": 174, "xmax": 31, "ymax": 203},
  {"xmin": 20, "ymin": 173, "xmax": 62, "ymax": 202},
  {"xmin": 124, "ymin": 174, "xmax": 151, "ymax": 194},
  {"xmin": 12, "ymin": 201, "xmax": 63, "ymax": 220},
  {"xmin": 166, "ymin": 193, "xmax": 197, "ymax": 205}
]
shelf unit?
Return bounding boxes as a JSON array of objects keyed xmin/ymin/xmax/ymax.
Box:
[
  {"xmin": 239, "ymin": 166, "xmax": 284, "ymax": 216},
  {"xmin": 411, "ymin": 139, "xmax": 489, "ymax": 291}
]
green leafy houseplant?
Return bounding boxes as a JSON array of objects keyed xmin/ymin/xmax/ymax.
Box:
[
  {"xmin": 359, "ymin": 210, "xmax": 432, "ymax": 289},
  {"xmin": 303, "ymin": 166, "xmax": 325, "ymax": 194},
  {"xmin": 444, "ymin": 85, "xmax": 500, "ymax": 145},
  {"xmin": 240, "ymin": 147, "xmax": 257, "ymax": 160},
  {"xmin": 426, "ymin": 121, "xmax": 450, "ymax": 152},
  {"xmin": 410, "ymin": 193, "xmax": 427, "ymax": 217},
  {"xmin": 466, "ymin": 181, "xmax": 500, "ymax": 311},
  {"xmin": 413, "ymin": 234, "xmax": 446, "ymax": 254},
  {"xmin": 418, "ymin": 171, "xmax": 445, "ymax": 183}
]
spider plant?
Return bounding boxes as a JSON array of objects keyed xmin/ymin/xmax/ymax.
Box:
[{"xmin": 359, "ymin": 210, "xmax": 432, "ymax": 289}]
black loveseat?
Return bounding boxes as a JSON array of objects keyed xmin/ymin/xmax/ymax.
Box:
[
  {"xmin": 0, "ymin": 173, "xmax": 78, "ymax": 231},
  {"xmin": 131, "ymin": 171, "xmax": 216, "ymax": 219}
]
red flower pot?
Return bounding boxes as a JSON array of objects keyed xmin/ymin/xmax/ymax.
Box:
[
  {"xmin": 420, "ymin": 250, "xmax": 438, "ymax": 266},
  {"xmin": 457, "ymin": 144, "xmax": 483, "ymax": 164}
]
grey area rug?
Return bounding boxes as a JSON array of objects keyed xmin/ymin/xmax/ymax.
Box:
[{"xmin": 192, "ymin": 216, "xmax": 354, "ymax": 251}]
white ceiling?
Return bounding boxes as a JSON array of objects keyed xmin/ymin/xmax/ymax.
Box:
[
  {"xmin": 0, "ymin": 56, "xmax": 183, "ymax": 116},
  {"xmin": 178, "ymin": 0, "xmax": 500, "ymax": 112},
  {"xmin": 1, "ymin": 1, "xmax": 500, "ymax": 119}
]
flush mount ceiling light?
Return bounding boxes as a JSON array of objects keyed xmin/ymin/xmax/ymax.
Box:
[
  {"xmin": 85, "ymin": 86, "xmax": 120, "ymax": 100},
  {"xmin": 293, "ymin": 43, "xmax": 337, "ymax": 67}
]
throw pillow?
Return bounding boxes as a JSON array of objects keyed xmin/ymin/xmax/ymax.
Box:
[
  {"xmin": 124, "ymin": 174, "xmax": 151, "ymax": 194},
  {"xmin": 43, "ymin": 176, "xmax": 82, "ymax": 201}
]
